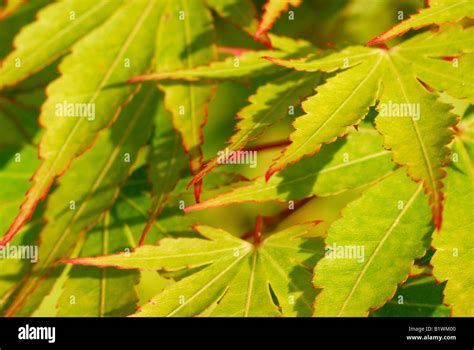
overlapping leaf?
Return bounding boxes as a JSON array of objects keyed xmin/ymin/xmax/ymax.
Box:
[
  {"xmin": 255, "ymin": 0, "xmax": 302, "ymax": 41},
  {"xmin": 431, "ymin": 138, "xmax": 474, "ymax": 316},
  {"xmin": 265, "ymin": 25, "xmax": 473, "ymax": 227},
  {"xmin": 0, "ymin": 146, "xmax": 40, "ymax": 313},
  {"xmin": 154, "ymin": 0, "xmax": 215, "ymax": 177},
  {"xmin": 186, "ymin": 129, "xmax": 395, "ymax": 211},
  {"xmin": 0, "ymin": 56, "xmax": 52, "ymax": 314},
  {"xmin": 141, "ymin": 98, "xmax": 187, "ymax": 244},
  {"xmin": 54, "ymin": 168, "xmax": 196, "ymax": 317},
  {"xmin": 57, "ymin": 212, "xmax": 139, "ymax": 317},
  {"xmin": 0, "ymin": 0, "xmax": 24, "ymax": 19},
  {"xmin": 3, "ymin": 85, "xmax": 158, "ymax": 316},
  {"xmin": 368, "ymin": 0, "xmax": 474, "ymax": 45},
  {"xmin": 205, "ymin": 0, "xmax": 271, "ymax": 47},
  {"xmin": 189, "ymin": 70, "xmax": 322, "ymax": 187},
  {"xmin": 313, "ymin": 170, "xmax": 433, "ymax": 316},
  {"xmin": 68, "ymin": 223, "xmax": 324, "ymax": 317},
  {"xmin": 0, "ymin": 0, "xmax": 471, "ymax": 319},
  {"xmin": 372, "ymin": 276, "xmax": 451, "ymax": 317},
  {"xmin": 0, "ymin": 0, "xmax": 124, "ymax": 88},
  {"xmin": 1, "ymin": 0, "xmax": 162, "ymax": 246},
  {"xmin": 0, "ymin": 0, "xmax": 51, "ymax": 60},
  {"xmin": 130, "ymin": 35, "xmax": 316, "ymax": 82}
]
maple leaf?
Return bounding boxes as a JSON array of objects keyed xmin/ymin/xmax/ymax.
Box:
[
  {"xmin": 0, "ymin": 0, "xmax": 25, "ymax": 19},
  {"xmin": 313, "ymin": 170, "xmax": 433, "ymax": 316},
  {"xmin": 205, "ymin": 0, "xmax": 271, "ymax": 47},
  {"xmin": 368, "ymin": 0, "xmax": 474, "ymax": 45},
  {"xmin": 155, "ymin": 0, "xmax": 215, "ymax": 182},
  {"xmin": 431, "ymin": 135, "xmax": 474, "ymax": 316},
  {"xmin": 0, "ymin": 58, "xmax": 54, "ymax": 313},
  {"xmin": 264, "ymin": 25, "xmax": 473, "ymax": 228},
  {"xmin": 56, "ymin": 212, "xmax": 140, "ymax": 317},
  {"xmin": 0, "ymin": 0, "xmax": 124, "ymax": 88},
  {"xmin": 140, "ymin": 97, "xmax": 187, "ymax": 245},
  {"xmin": 1, "ymin": 0, "xmax": 163, "ymax": 246},
  {"xmin": 67, "ymin": 223, "xmax": 324, "ymax": 317},
  {"xmin": 129, "ymin": 35, "xmax": 316, "ymax": 82},
  {"xmin": 3, "ymin": 85, "xmax": 160, "ymax": 316},
  {"xmin": 255, "ymin": 0, "xmax": 302, "ymax": 41},
  {"xmin": 372, "ymin": 275, "xmax": 451, "ymax": 317},
  {"xmin": 0, "ymin": 0, "xmax": 472, "ymax": 319},
  {"xmin": 188, "ymin": 70, "xmax": 322, "ymax": 187},
  {"xmin": 185, "ymin": 127, "xmax": 395, "ymax": 211}
]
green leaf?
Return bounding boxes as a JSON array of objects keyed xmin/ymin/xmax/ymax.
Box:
[
  {"xmin": 0, "ymin": 221, "xmax": 40, "ymax": 313},
  {"xmin": 0, "ymin": 146, "xmax": 40, "ymax": 233},
  {"xmin": 0, "ymin": 0, "xmax": 124, "ymax": 88},
  {"xmin": 0, "ymin": 59, "xmax": 57, "ymax": 147},
  {"xmin": 190, "ymin": 70, "xmax": 322, "ymax": 186},
  {"xmin": 368, "ymin": 0, "xmax": 474, "ymax": 45},
  {"xmin": 0, "ymin": 0, "xmax": 49, "ymax": 59},
  {"xmin": 392, "ymin": 25, "xmax": 474, "ymax": 103},
  {"xmin": 313, "ymin": 170, "xmax": 432, "ymax": 316},
  {"xmin": 186, "ymin": 128, "xmax": 395, "ymax": 211},
  {"xmin": 116, "ymin": 166, "xmax": 198, "ymax": 241},
  {"xmin": 129, "ymin": 35, "xmax": 315, "ymax": 82},
  {"xmin": 0, "ymin": 0, "xmax": 25, "ymax": 19},
  {"xmin": 431, "ymin": 138, "xmax": 474, "ymax": 316},
  {"xmin": 375, "ymin": 53, "xmax": 456, "ymax": 229},
  {"xmin": 0, "ymin": 63, "xmax": 55, "ymax": 313},
  {"xmin": 255, "ymin": 0, "xmax": 302, "ymax": 40},
  {"xmin": 57, "ymin": 212, "xmax": 139, "ymax": 317},
  {"xmin": 155, "ymin": 0, "xmax": 215, "ymax": 174},
  {"xmin": 141, "ymin": 99, "xmax": 187, "ymax": 244},
  {"xmin": 68, "ymin": 223, "xmax": 324, "ymax": 317},
  {"xmin": 3, "ymin": 85, "xmax": 158, "ymax": 316},
  {"xmin": 1, "ymin": 0, "xmax": 162, "ymax": 246},
  {"xmin": 266, "ymin": 47, "xmax": 384, "ymax": 178},
  {"xmin": 205, "ymin": 0, "xmax": 271, "ymax": 46},
  {"xmin": 266, "ymin": 26, "xmax": 471, "ymax": 226},
  {"xmin": 371, "ymin": 276, "xmax": 451, "ymax": 317}
]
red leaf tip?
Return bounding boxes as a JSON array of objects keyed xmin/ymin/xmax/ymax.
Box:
[
  {"xmin": 194, "ymin": 181, "xmax": 202, "ymax": 204},
  {"xmin": 433, "ymin": 208, "xmax": 443, "ymax": 231}
]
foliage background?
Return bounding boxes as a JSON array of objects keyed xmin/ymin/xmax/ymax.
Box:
[{"xmin": 0, "ymin": 0, "xmax": 471, "ymax": 317}]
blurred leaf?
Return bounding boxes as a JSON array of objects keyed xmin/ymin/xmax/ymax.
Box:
[
  {"xmin": 130, "ymin": 35, "xmax": 316, "ymax": 82},
  {"xmin": 255, "ymin": 0, "xmax": 302, "ymax": 40},
  {"xmin": 369, "ymin": 0, "xmax": 474, "ymax": 45},
  {"xmin": 206, "ymin": 0, "xmax": 271, "ymax": 46},
  {"xmin": 57, "ymin": 212, "xmax": 139, "ymax": 317}
]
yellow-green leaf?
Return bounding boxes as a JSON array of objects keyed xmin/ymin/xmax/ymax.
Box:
[
  {"xmin": 431, "ymin": 138, "xmax": 474, "ymax": 316},
  {"xmin": 0, "ymin": 0, "xmax": 124, "ymax": 88},
  {"xmin": 1, "ymin": 0, "xmax": 162, "ymax": 246},
  {"xmin": 313, "ymin": 170, "xmax": 432, "ymax": 316},
  {"xmin": 68, "ymin": 223, "xmax": 324, "ymax": 317},
  {"xmin": 368, "ymin": 0, "xmax": 474, "ymax": 45}
]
